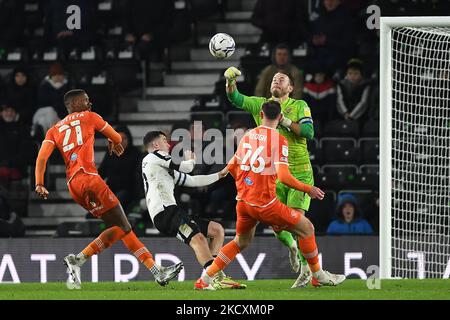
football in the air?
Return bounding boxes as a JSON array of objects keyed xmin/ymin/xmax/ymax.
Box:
[{"xmin": 209, "ymin": 33, "xmax": 235, "ymax": 59}]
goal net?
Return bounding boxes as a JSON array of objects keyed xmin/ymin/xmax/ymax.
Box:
[{"xmin": 380, "ymin": 18, "xmax": 450, "ymax": 279}]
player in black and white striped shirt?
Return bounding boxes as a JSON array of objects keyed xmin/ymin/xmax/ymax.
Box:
[{"xmin": 141, "ymin": 131, "xmax": 245, "ymax": 289}]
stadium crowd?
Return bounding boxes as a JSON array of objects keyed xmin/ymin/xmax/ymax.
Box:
[{"xmin": 1, "ymin": 0, "xmax": 447, "ymax": 237}]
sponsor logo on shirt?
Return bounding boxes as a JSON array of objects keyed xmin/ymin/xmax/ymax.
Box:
[
  {"xmin": 244, "ymin": 177, "xmax": 253, "ymax": 186},
  {"xmin": 70, "ymin": 153, "xmax": 78, "ymax": 161},
  {"xmin": 282, "ymin": 146, "xmax": 288, "ymax": 157}
]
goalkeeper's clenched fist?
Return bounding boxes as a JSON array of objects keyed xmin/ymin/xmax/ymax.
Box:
[{"xmin": 224, "ymin": 66, "xmax": 241, "ymax": 84}]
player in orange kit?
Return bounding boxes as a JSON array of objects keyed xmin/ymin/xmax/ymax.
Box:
[
  {"xmin": 34, "ymin": 89, "xmax": 183, "ymax": 289},
  {"xmin": 195, "ymin": 101, "xmax": 346, "ymax": 290}
]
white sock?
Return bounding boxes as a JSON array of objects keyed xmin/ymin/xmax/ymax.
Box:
[
  {"xmin": 201, "ymin": 272, "xmax": 212, "ymax": 284},
  {"xmin": 75, "ymin": 253, "xmax": 88, "ymax": 266},
  {"xmin": 313, "ymin": 269, "xmax": 324, "ymax": 278}
]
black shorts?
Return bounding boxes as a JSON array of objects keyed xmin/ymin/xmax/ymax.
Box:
[{"xmin": 153, "ymin": 205, "xmax": 209, "ymax": 244}]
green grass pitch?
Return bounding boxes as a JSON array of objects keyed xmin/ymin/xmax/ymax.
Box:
[{"xmin": 0, "ymin": 279, "xmax": 449, "ymax": 300}]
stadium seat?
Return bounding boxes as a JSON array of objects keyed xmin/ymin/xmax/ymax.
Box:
[
  {"xmin": 226, "ymin": 111, "xmax": 255, "ymax": 129},
  {"xmin": 324, "ymin": 120, "xmax": 360, "ymax": 138},
  {"xmin": 306, "ymin": 190, "xmax": 336, "ymax": 233},
  {"xmin": 106, "ymin": 60, "xmax": 141, "ymax": 91},
  {"xmin": 312, "ymin": 165, "xmax": 320, "ymax": 177},
  {"xmin": 320, "ymin": 138, "xmax": 359, "ymax": 164},
  {"xmin": 313, "ymin": 120, "xmax": 322, "ymax": 138},
  {"xmin": 321, "ymin": 165, "xmax": 359, "ymax": 189},
  {"xmin": 361, "ymin": 120, "xmax": 379, "ymax": 137},
  {"xmin": 191, "ymin": 111, "xmax": 224, "ymax": 129},
  {"xmin": 307, "ymin": 139, "xmax": 322, "ymax": 164},
  {"xmin": 359, "ymin": 138, "xmax": 379, "ymax": 164},
  {"xmin": 56, "ymin": 220, "xmax": 103, "ymax": 237},
  {"xmin": 360, "ymin": 164, "xmax": 379, "ymax": 175}
]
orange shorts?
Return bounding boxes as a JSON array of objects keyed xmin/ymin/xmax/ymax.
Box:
[
  {"xmin": 67, "ymin": 172, "xmax": 119, "ymax": 218},
  {"xmin": 236, "ymin": 199, "xmax": 302, "ymax": 235}
]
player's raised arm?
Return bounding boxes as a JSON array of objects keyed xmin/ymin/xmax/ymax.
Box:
[
  {"xmin": 35, "ymin": 138, "xmax": 56, "ymax": 199},
  {"xmin": 224, "ymin": 67, "xmax": 265, "ymax": 116}
]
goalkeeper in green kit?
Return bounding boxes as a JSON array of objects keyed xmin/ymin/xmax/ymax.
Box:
[{"xmin": 224, "ymin": 66, "xmax": 316, "ymax": 288}]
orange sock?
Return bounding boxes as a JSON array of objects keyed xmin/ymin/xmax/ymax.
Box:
[
  {"xmin": 82, "ymin": 226, "xmax": 125, "ymax": 257},
  {"xmin": 298, "ymin": 234, "xmax": 320, "ymax": 272},
  {"xmin": 206, "ymin": 240, "xmax": 240, "ymax": 277},
  {"xmin": 122, "ymin": 231, "xmax": 155, "ymax": 268}
]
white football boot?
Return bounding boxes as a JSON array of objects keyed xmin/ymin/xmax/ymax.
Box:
[{"xmin": 64, "ymin": 254, "xmax": 81, "ymax": 290}]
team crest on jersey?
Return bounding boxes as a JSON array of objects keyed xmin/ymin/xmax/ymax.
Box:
[
  {"xmin": 70, "ymin": 153, "xmax": 78, "ymax": 161},
  {"xmin": 284, "ymin": 107, "xmax": 292, "ymax": 114},
  {"xmin": 304, "ymin": 107, "xmax": 311, "ymax": 117},
  {"xmin": 282, "ymin": 146, "xmax": 288, "ymax": 157},
  {"xmin": 244, "ymin": 177, "xmax": 253, "ymax": 186}
]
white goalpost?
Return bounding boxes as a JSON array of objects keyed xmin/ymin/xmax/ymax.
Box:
[{"xmin": 380, "ymin": 17, "xmax": 450, "ymax": 279}]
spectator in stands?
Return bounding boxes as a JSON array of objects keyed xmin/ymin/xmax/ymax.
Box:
[
  {"xmin": 98, "ymin": 125, "xmax": 142, "ymax": 212},
  {"xmin": 124, "ymin": 0, "xmax": 174, "ymax": 60},
  {"xmin": 303, "ymin": 67, "xmax": 336, "ymax": 122},
  {"xmin": 0, "ymin": 104, "xmax": 36, "ymax": 187},
  {"xmin": 43, "ymin": 0, "xmax": 97, "ymax": 55},
  {"xmin": 0, "ymin": 0, "xmax": 24, "ymax": 48},
  {"xmin": 204, "ymin": 121, "xmax": 248, "ymax": 220},
  {"xmin": 254, "ymin": 43, "xmax": 303, "ymax": 99},
  {"xmin": 336, "ymin": 59, "xmax": 371, "ymax": 121},
  {"xmin": 365, "ymin": 192, "xmax": 379, "ymax": 233},
  {"xmin": 0, "ymin": 189, "xmax": 25, "ymax": 237},
  {"xmin": 368, "ymin": 72, "xmax": 379, "ymax": 120},
  {"xmin": 308, "ymin": 0, "xmax": 355, "ymax": 72},
  {"xmin": 0, "ymin": 74, "xmax": 5, "ymax": 105},
  {"xmin": 4, "ymin": 66, "xmax": 36, "ymax": 125},
  {"xmin": 327, "ymin": 193, "xmax": 374, "ymax": 235},
  {"xmin": 251, "ymin": 0, "xmax": 309, "ymax": 50},
  {"xmin": 37, "ymin": 62, "xmax": 71, "ymax": 119}
]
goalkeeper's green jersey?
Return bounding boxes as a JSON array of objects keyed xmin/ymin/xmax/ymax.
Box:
[{"xmin": 228, "ymin": 89, "xmax": 314, "ymax": 174}]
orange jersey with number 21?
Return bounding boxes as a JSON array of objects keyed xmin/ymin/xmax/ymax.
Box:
[{"xmin": 43, "ymin": 111, "xmax": 109, "ymax": 183}]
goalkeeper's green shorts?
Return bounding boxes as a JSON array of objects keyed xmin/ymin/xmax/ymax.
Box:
[{"xmin": 276, "ymin": 169, "xmax": 314, "ymax": 212}]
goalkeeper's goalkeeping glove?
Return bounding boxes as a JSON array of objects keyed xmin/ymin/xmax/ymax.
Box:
[
  {"xmin": 224, "ymin": 66, "xmax": 241, "ymax": 85},
  {"xmin": 279, "ymin": 113, "xmax": 292, "ymax": 130}
]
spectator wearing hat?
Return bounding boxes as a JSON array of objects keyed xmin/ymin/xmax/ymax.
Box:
[
  {"xmin": 37, "ymin": 62, "xmax": 71, "ymax": 119},
  {"xmin": 327, "ymin": 193, "xmax": 374, "ymax": 235},
  {"xmin": 303, "ymin": 67, "xmax": 336, "ymax": 122},
  {"xmin": 254, "ymin": 43, "xmax": 303, "ymax": 99},
  {"xmin": 5, "ymin": 66, "xmax": 36, "ymax": 125},
  {"xmin": 0, "ymin": 104, "xmax": 36, "ymax": 187},
  {"xmin": 336, "ymin": 59, "xmax": 371, "ymax": 121}
]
